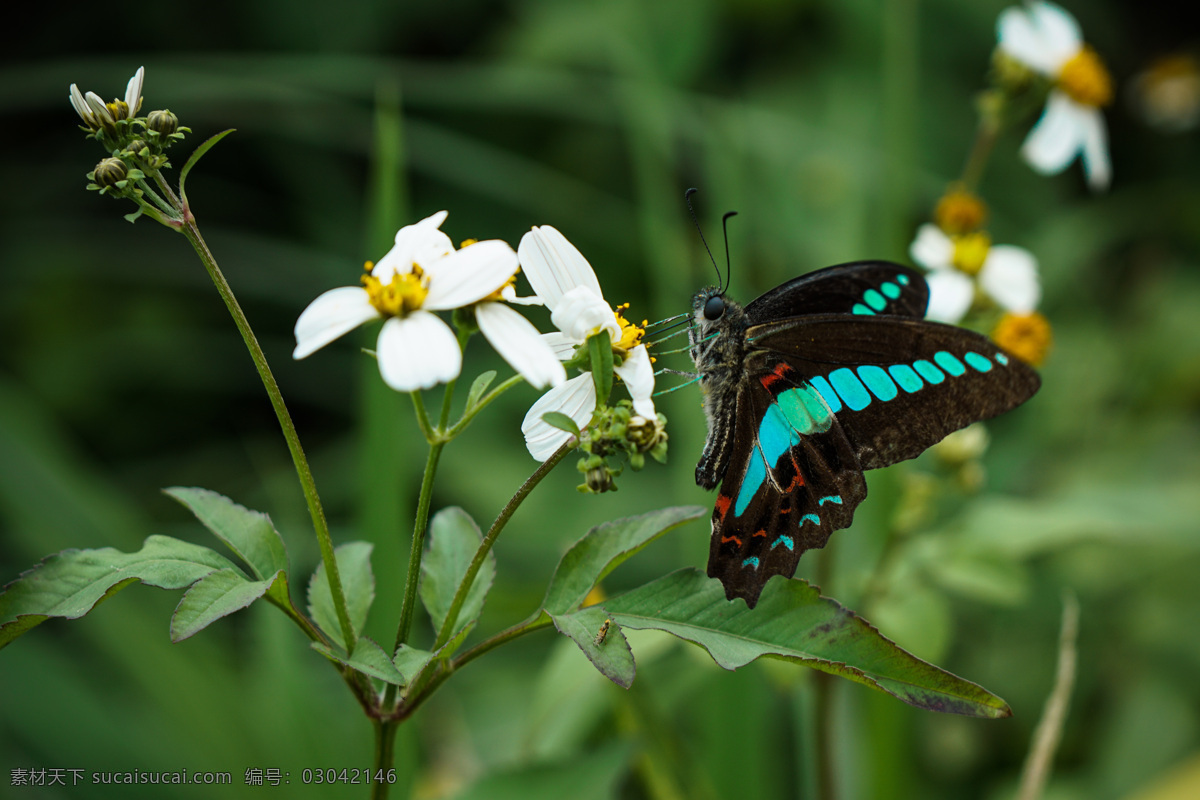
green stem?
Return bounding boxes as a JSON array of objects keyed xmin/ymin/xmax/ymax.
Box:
[
  {"xmin": 172, "ymin": 190, "xmax": 357, "ymax": 655},
  {"xmin": 392, "ymin": 437, "xmax": 445, "ymax": 654},
  {"xmin": 433, "ymin": 441, "xmax": 572, "ymax": 650},
  {"xmin": 372, "ymin": 718, "xmax": 398, "ymax": 800},
  {"xmin": 960, "ymin": 118, "xmax": 1000, "ymax": 192},
  {"xmin": 444, "ymin": 374, "xmax": 525, "ymax": 439},
  {"xmin": 409, "ymin": 390, "xmax": 434, "ymax": 443}
]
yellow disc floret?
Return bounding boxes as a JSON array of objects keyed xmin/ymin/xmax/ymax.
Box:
[
  {"xmin": 612, "ymin": 303, "xmax": 646, "ymax": 354},
  {"xmin": 935, "ymin": 185, "xmax": 988, "ymax": 235},
  {"xmin": 952, "ymin": 232, "xmax": 992, "ymax": 276},
  {"xmin": 991, "ymin": 311, "xmax": 1052, "ymax": 367},
  {"xmin": 1058, "ymin": 46, "xmax": 1113, "ymax": 107},
  {"xmin": 362, "ymin": 261, "xmax": 429, "ymax": 317}
]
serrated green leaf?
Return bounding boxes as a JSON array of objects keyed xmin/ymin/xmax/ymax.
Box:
[
  {"xmin": 311, "ymin": 636, "xmax": 405, "ymax": 685},
  {"xmin": 606, "ymin": 568, "xmax": 1010, "ymax": 718},
  {"xmin": 170, "ymin": 568, "xmax": 283, "ymax": 642},
  {"xmin": 588, "ymin": 329, "xmax": 613, "ymax": 407},
  {"xmin": 539, "ymin": 411, "xmax": 581, "ymax": 436},
  {"xmin": 164, "ymin": 487, "xmax": 288, "ymax": 580},
  {"xmin": 542, "ymin": 506, "xmax": 705, "ymax": 615},
  {"xmin": 549, "ymin": 605, "xmax": 634, "ymax": 688},
  {"xmin": 419, "ymin": 507, "xmax": 494, "ymax": 639},
  {"xmin": 466, "ymin": 370, "xmax": 497, "ymax": 409},
  {"xmin": 307, "ymin": 542, "xmax": 374, "ymax": 650},
  {"xmin": 394, "ymin": 644, "xmax": 435, "ymax": 681},
  {"xmin": 0, "ymin": 535, "xmax": 242, "ymax": 650},
  {"xmin": 178, "ymin": 128, "xmax": 235, "ymax": 206}
]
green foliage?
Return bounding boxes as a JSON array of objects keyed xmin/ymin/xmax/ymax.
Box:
[
  {"xmin": 307, "ymin": 541, "xmax": 374, "ymax": 651},
  {"xmin": 419, "ymin": 506, "xmax": 495, "ymax": 641}
]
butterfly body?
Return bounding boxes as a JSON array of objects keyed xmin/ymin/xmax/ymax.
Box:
[{"xmin": 689, "ymin": 261, "xmax": 1040, "ymax": 608}]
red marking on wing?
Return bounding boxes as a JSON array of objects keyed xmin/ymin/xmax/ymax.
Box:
[
  {"xmin": 720, "ymin": 535, "xmax": 743, "ymax": 547},
  {"xmin": 783, "ymin": 452, "xmax": 806, "ymax": 491},
  {"xmin": 752, "ymin": 529, "xmax": 767, "ymax": 538},
  {"xmin": 714, "ymin": 494, "xmax": 731, "ymax": 522},
  {"xmin": 758, "ymin": 362, "xmax": 793, "ymax": 391}
]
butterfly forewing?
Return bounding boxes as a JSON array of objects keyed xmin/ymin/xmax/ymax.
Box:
[{"xmin": 745, "ymin": 261, "xmax": 929, "ymax": 321}]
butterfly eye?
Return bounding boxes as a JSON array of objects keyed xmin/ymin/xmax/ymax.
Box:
[{"xmin": 703, "ymin": 295, "xmax": 726, "ymax": 321}]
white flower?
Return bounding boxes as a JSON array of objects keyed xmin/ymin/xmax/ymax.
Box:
[
  {"xmin": 517, "ymin": 225, "xmax": 656, "ymax": 460},
  {"xmin": 909, "ymin": 224, "xmax": 1040, "ymax": 324},
  {"xmin": 69, "ymin": 66, "xmax": 144, "ymax": 131},
  {"xmin": 998, "ymin": 2, "xmax": 1112, "ymax": 190},
  {"xmin": 294, "ymin": 211, "xmax": 564, "ymax": 392}
]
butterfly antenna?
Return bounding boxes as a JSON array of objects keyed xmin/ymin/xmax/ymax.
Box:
[
  {"xmin": 644, "ymin": 311, "xmax": 689, "ymax": 330},
  {"xmin": 652, "ymin": 372, "xmax": 703, "ymax": 397},
  {"xmin": 721, "ymin": 211, "xmax": 737, "ymax": 294},
  {"xmin": 686, "ymin": 188, "xmax": 723, "ymax": 292}
]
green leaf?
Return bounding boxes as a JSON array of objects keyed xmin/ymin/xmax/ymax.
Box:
[
  {"xmin": 170, "ymin": 568, "xmax": 284, "ymax": 642},
  {"xmin": 454, "ymin": 740, "xmax": 634, "ymax": 800},
  {"xmin": 605, "ymin": 568, "xmax": 1011, "ymax": 718},
  {"xmin": 393, "ymin": 644, "xmax": 435, "ymax": 681},
  {"xmin": 164, "ymin": 487, "xmax": 288, "ymax": 580},
  {"xmin": 542, "ymin": 506, "xmax": 705, "ymax": 615},
  {"xmin": 549, "ymin": 605, "xmax": 634, "ymax": 688},
  {"xmin": 588, "ymin": 329, "xmax": 613, "ymax": 407},
  {"xmin": 466, "ymin": 370, "xmax": 497, "ymax": 409},
  {"xmin": 311, "ymin": 636, "xmax": 406, "ymax": 685},
  {"xmin": 178, "ymin": 128, "xmax": 235, "ymax": 206},
  {"xmin": 306, "ymin": 542, "xmax": 374, "ymax": 650},
  {"xmin": 539, "ymin": 411, "xmax": 581, "ymax": 437},
  {"xmin": 419, "ymin": 507, "xmax": 494, "ymax": 639},
  {"xmin": 0, "ymin": 535, "xmax": 242, "ymax": 650}
]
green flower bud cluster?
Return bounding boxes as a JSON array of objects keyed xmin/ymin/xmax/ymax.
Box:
[{"xmin": 574, "ymin": 401, "xmax": 668, "ymax": 494}]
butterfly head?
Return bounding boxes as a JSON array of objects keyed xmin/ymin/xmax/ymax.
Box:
[{"xmin": 688, "ymin": 286, "xmax": 748, "ymax": 373}]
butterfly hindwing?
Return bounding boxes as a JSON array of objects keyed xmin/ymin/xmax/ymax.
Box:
[
  {"xmin": 748, "ymin": 314, "xmax": 1042, "ymax": 470},
  {"xmin": 707, "ymin": 357, "xmax": 866, "ymax": 606}
]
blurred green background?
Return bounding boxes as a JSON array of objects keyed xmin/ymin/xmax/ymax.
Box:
[{"xmin": 3, "ymin": 0, "xmax": 1199, "ymax": 798}]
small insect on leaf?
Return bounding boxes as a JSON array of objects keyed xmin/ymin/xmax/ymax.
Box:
[{"xmin": 594, "ymin": 617, "xmax": 612, "ymax": 646}]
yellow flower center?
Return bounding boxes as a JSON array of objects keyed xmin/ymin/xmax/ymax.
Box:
[
  {"xmin": 612, "ymin": 303, "xmax": 646, "ymax": 354},
  {"xmin": 361, "ymin": 261, "xmax": 428, "ymax": 317},
  {"xmin": 1058, "ymin": 46, "xmax": 1113, "ymax": 107},
  {"xmin": 952, "ymin": 232, "xmax": 992, "ymax": 276},
  {"xmin": 991, "ymin": 311, "xmax": 1052, "ymax": 367},
  {"xmin": 481, "ymin": 273, "xmax": 519, "ymax": 304},
  {"xmin": 935, "ymin": 186, "xmax": 988, "ymax": 235}
]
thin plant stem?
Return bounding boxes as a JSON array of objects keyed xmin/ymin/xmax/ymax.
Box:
[
  {"xmin": 960, "ymin": 118, "xmax": 1001, "ymax": 192},
  {"xmin": 372, "ymin": 718, "xmax": 397, "ymax": 800},
  {"xmin": 433, "ymin": 441, "xmax": 572, "ymax": 650},
  {"xmin": 1016, "ymin": 594, "xmax": 1080, "ymax": 800},
  {"xmin": 166, "ymin": 178, "xmax": 358, "ymax": 655},
  {"xmin": 392, "ymin": 436, "xmax": 445, "ymax": 653}
]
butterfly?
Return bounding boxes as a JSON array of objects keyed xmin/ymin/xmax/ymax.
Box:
[{"xmin": 687, "ymin": 260, "xmax": 1041, "ymax": 608}]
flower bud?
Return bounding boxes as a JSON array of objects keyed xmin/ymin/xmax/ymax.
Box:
[
  {"xmin": 125, "ymin": 139, "xmax": 150, "ymax": 158},
  {"xmin": 93, "ymin": 157, "xmax": 128, "ymax": 188},
  {"xmin": 584, "ymin": 466, "xmax": 615, "ymax": 493},
  {"xmin": 626, "ymin": 414, "xmax": 667, "ymax": 453},
  {"xmin": 147, "ymin": 109, "xmax": 179, "ymax": 136}
]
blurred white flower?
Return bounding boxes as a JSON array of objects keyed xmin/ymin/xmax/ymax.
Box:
[
  {"xmin": 294, "ymin": 211, "xmax": 564, "ymax": 392},
  {"xmin": 998, "ymin": 1, "xmax": 1113, "ymax": 190},
  {"xmin": 909, "ymin": 224, "xmax": 1040, "ymax": 324},
  {"xmin": 69, "ymin": 66, "xmax": 144, "ymax": 131},
  {"xmin": 517, "ymin": 225, "xmax": 655, "ymax": 460}
]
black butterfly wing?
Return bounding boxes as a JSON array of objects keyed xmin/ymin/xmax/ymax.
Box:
[
  {"xmin": 748, "ymin": 314, "xmax": 1041, "ymax": 470},
  {"xmin": 707, "ymin": 356, "xmax": 866, "ymax": 607},
  {"xmin": 745, "ymin": 261, "xmax": 929, "ymax": 321}
]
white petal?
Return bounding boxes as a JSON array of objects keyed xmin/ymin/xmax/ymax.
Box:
[
  {"xmin": 543, "ymin": 332, "xmax": 580, "ymax": 360},
  {"xmin": 424, "ymin": 240, "xmax": 518, "ymax": 310},
  {"xmin": 522, "ymin": 375, "xmax": 596, "ymax": 461},
  {"xmin": 924, "ymin": 271, "xmax": 974, "ymax": 324},
  {"xmin": 376, "ymin": 311, "xmax": 461, "ymax": 391},
  {"xmin": 1021, "ymin": 91, "xmax": 1086, "ymax": 175},
  {"xmin": 550, "ymin": 286, "xmax": 621, "ymax": 342},
  {"xmin": 613, "ymin": 345, "xmax": 656, "ymax": 419},
  {"xmin": 1030, "ymin": 2, "xmax": 1082, "ymax": 68},
  {"xmin": 374, "ymin": 210, "xmax": 454, "ymax": 280},
  {"xmin": 980, "ymin": 246, "xmax": 1041, "ymax": 313},
  {"xmin": 518, "ymin": 225, "xmax": 604, "ymax": 310},
  {"xmin": 85, "ymin": 91, "xmax": 114, "ymax": 124},
  {"xmin": 69, "ymin": 84, "xmax": 91, "ymax": 122},
  {"xmin": 476, "ymin": 302, "xmax": 567, "ymax": 389},
  {"xmin": 1078, "ymin": 107, "xmax": 1111, "ymax": 191},
  {"xmin": 293, "ymin": 286, "xmax": 379, "ymax": 359},
  {"xmin": 125, "ymin": 66, "xmax": 145, "ymax": 115},
  {"xmin": 500, "ymin": 284, "xmax": 543, "ymax": 306},
  {"xmin": 909, "ymin": 224, "xmax": 955, "ymax": 271},
  {"xmin": 997, "ymin": 6, "xmax": 1059, "ymax": 75}
]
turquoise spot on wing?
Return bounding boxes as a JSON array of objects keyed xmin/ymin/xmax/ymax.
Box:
[
  {"xmin": 913, "ymin": 359, "xmax": 945, "ymax": 384},
  {"xmin": 809, "ymin": 376, "xmax": 842, "ymax": 413},
  {"xmin": 896, "ymin": 273, "xmax": 910, "ymax": 285},
  {"xmin": 857, "ymin": 365, "xmax": 898, "ymax": 401},
  {"xmin": 743, "ymin": 557, "xmax": 760, "ymax": 569},
  {"xmin": 934, "ymin": 350, "xmax": 966, "ymax": 376},
  {"xmin": 852, "ymin": 303, "xmax": 875, "ymax": 315},
  {"xmin": 759, "ymin": 404, "xmax": 798, "ymax": 464},
  {"xmin": 995, "ymin": 352, "xmax": 1009, "ymax": 365},
  {"xmin": 964, "ymin": 351, "xmax": 993, "ymax": 372},
  {"xmin": 864, "ymin": 288, "xmax": 887, "ymax": 311},
  {"xmin": 771, "ymin": 535, "xmax": 795, "ymax": 551},
  {"xmin": 735, "ymin": 446, "xmax": 767, "ymax": 516},
  {"xmin": 799, "ymin": 513, "xmax": 820, "ymax": 527},
  {"xmin": 829, "ymin": 368, "xmax": 872, "ymax": 411},
  {"xmin": 777, "ymin": 386, "xmax": 833, "ymax": 434},
  {"xmin": 817, "ymin": 495, "xmax": 843, "ymax": 506},
  {"xmin": 888, "ymin": 364, "xmax": 923, "ymax": 393},
  {"xmin": 880, "ymin": 281, "xmax": 901, "ymax": 299}
]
